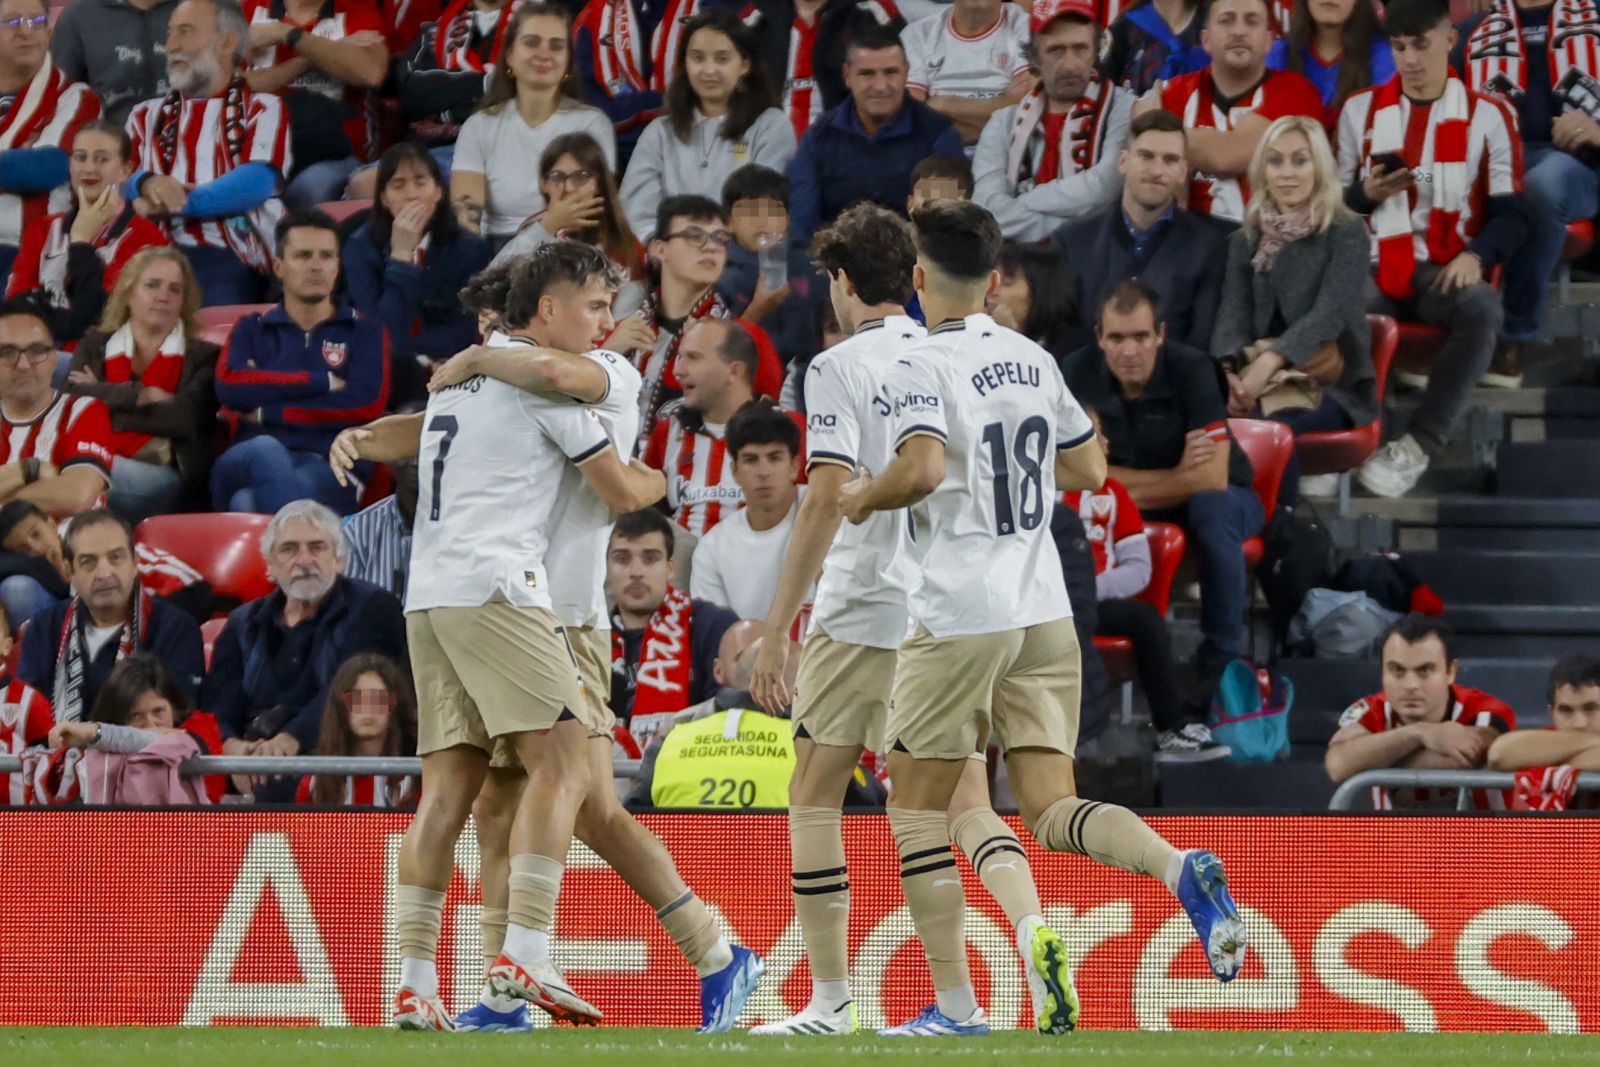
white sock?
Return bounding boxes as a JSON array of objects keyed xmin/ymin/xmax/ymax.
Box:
[
  {"xmin": 810, "ymin": 978, "xmax": 852, "ymax": 1011},
  {"xmin": 503, "ymin": 922, "xmax": 550, "ymax": 963},
  {"xmin": 695, "ymin": 936, "xmax": 734, "ymax": 978},
  {"xmin": 935, "ymin": 984, "xmax": 979, "ymax": 1023},
  {"xmin": 1163, "ymin": 850, "xmax": 1188, "ymax": 894},
  {"xmin": 1015, "ymin": 913, "xmax": 1046, "ymax": 949},
  {"xmin": 399, "ymin": 956, "xmax": 438, "ymax": 999}
]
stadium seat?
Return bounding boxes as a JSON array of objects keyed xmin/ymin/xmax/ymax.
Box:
[
  {"xmin": 135, "ymin": 513, "xmax": 274, "ymax": 610},
  {"xmin": 359, "ymin": 463, "xmax": 394, "ymax": 509},
  {"xmin": 200, "ymin": 617, "xmax": 229, "ymax": 671},
  {"xmin": 197, "ymin": 303, "xmax": 275, "ymax": 348},
  {"xmin": 315, "ymin": 198, "xmax": 373, "ymax": 225},
  {"xmin": 1293, "ymin": 314, "xmax": 1399, "ymax": 514},
  {"xmin": 1558, "ymin": 219, "xmax": 1594, "ymax": 301},
  {"xmin": 1094, "ymin": 522, "xmax": 1186, "ymax": 726},
  {"xmin": 1229, "ymin": 419, "xmax": 1294, "ymax": 569}
]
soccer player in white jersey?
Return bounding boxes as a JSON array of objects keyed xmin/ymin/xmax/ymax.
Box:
[
  {"xmin": 840, "ymin": 201, "xmax": 1248, "ymax": 1037},
  {"xmin": 745, "ymin": 202, "xmax": 1054, "ymax": 1037},
  {"xmin": 333, "ymin": 244, "xmax": 668, "ymax": 1031}
]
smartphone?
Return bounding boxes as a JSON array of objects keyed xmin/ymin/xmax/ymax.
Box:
[{"xmin": 1373, "ymin": 151, "xmax": 1408, "ymax": 174}]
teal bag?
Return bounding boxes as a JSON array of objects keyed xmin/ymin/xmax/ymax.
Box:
[{"xmin": 1208, "ymin": 659, "xmax": 1292, "ymax": 763}]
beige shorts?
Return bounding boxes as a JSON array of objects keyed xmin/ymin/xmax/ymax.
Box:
[
  {"xmin": 790, "ymin": 627, "xmax": 896, "ymax": 751},
  {"xmin": 490, "ymin": 624, "xmax": 615, "ymax": 770},
  {"xmin": 887, "ymin": 618, "xmax": 1081, "ymax": 760},
  {"xmin": 409, "ymin": 598, "xmax": 585, "ymax": 759}
]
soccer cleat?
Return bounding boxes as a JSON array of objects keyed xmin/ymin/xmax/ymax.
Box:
[
  {"xmin": 453, "ymin": 1000, "xmax": 533, "ymax": 1032},
  {"xmin": 698, "ymin": 944, "xmax": 765, "ymax": 1033},
  {"xmin": 749, "ymin": 1000, "xmax": 857, "ymax": 1035},
  {"xmin": 1176, "ymin": 850, "xmax": 1248, "ymax": 982},
  {"xmin": 1026, "ymin": 925, "xmax": 1080, "ymax": 1035},
  {"xmin": 394, "ymin": 987, "xmax": 456, "ymax": 1031},
  {"xmin": 877, "ymin": 1004, "xmax": 989, "ymax": 1037},
  {"xmin": 486, "ymin": 952, "xmax": 603, "ymax": 1026}
]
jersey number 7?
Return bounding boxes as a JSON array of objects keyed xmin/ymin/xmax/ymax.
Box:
[
  {"xmin": 426, "ymin": 415, "xmax": 459, "ymax": 521},
  {"xmin": 981, "ymin": 416, "xmax": 1048, "ymax": 536}
]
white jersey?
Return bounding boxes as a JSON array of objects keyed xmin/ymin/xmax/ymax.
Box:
[
  {"xmin": 406, "ymin": 338, "xmax": 614, "ymax": 613},
  {"xmin": 887, "ymin": 313, "xmax": 1094, "ymax": 637},
  {"xmin": 803, "ymin": 315, "xmax": 925, "ymax": 649},
  {"xmin": 903, "ymin": 5, "xmax": 1030, "ymax": 101},
  {"xmin": 545, "ymin": 349, "xmax": 644, "ymax": 628}
]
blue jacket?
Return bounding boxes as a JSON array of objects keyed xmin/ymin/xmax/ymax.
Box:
[
  {"xmin": 201, "ymin": 575, "xmax": 407, "ymax": 753},
  {"xmin": 214, "ymin": 302, "xmax": 392, "ymax": 456},
  {"xmin": 341, "ymin": 222, "xmax": 490, "ymax": 362},
  {"xmin": 716, "ymin": 239, "xmax": 820, "ymax": 366},
  {"xmin": 19, "ymin": 596, "xmax": 204, "ymax": 713},
  {"xmin": 787, "ymin": 96, "xmax": 964, "ymax": 249}
]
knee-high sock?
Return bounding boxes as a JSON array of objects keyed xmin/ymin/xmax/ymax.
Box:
[
  {"xmin": 656, "ymin": 889, "xmax": 732, "ymax": 977},
  {"xmin": 951, "ymin": 807, "xmax": 1041, "ymax": 929},
  {"xmin": 888, "ymin": 807, "xmax": 970, "ymax": 996},
  {"xmin": 480, "ymin": 906, "xmax": 508, "ymax": 971},
  {"xmin": 790, "ymin": 805, "xmax": 851, "ymax": 988},
  {"xmin": 1032, "ymin": 796, "xmax": 1178, "ymax": 882},
  {"xmin": 505, "ymin": 853, "xmax": 563, "ymax": 961},
  {"xmin": 396, "ymin": 885, "xmax": 446, "ymax": 997}
]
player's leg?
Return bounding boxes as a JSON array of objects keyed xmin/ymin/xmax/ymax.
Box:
[
  {"xmin": 572, "ymin": 734, "xmax": 762, "ymax": 1033},
  {"xmin": 453, "ymin": 764, "xmax": 533, "ymax": 1032},
  {"xmin": 947, "ymin": 756, "xmax": 1046, "ymax": 949},
  {"xmin": 1000, "ymin": 620, "xmax": 1247, "ymax": 983}
]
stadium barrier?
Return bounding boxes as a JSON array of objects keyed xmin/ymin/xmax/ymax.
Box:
[
  {"xmin": 1327, "ymin": 770, "xmax": 1600, "ymax": 811},
  {"xmin": 0, "ymin": 755, "xmax": 644, "ymax": 779},
  {"xmin": 0, "ymin": 810, "xmax": 1595, "ymax": 1032}
]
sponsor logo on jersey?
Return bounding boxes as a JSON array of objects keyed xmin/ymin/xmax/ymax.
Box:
[{"xmin": 809, "ymin": 413, "xmax": 837, "ymax": 428}]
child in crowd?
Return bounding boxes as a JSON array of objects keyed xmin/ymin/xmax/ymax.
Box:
[
  {"xmin": 296, "ymin": 654, "xmax": 419, "ymax": 808},
  {"xmin": 716, "ymin": 165, "xmax": 816, "ymax": 367}
]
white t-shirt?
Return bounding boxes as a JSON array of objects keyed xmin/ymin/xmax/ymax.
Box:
[
  {"xmin": 802, "ymin": 315, "xmax": 925, "ymax": 649},
  {"xmin": 904, "ymin": 5, "xmax": 1030, "ymax": 101},
  {"xmin": 690, "ymin": 492, "xmax": 808, "ymax": 621},
  {"xmin": 85, "ymin": 624, "xmax": 122, "ymax": 660},
  {"xmin": 886, "ymin": 313, "xmax": 1094, "ymax": 638},
  {"xmin": 406, "ymin": 337, "xmax": 614, "ymax": 612},
  {"xmin": 453, "ymin": 99, "xmax": 617, "ymax": 238},
  {"xmin": 545, "ymin": 349, "xmax": 644, "ymax": 628}
]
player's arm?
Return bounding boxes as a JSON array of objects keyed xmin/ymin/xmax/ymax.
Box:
[
  {"xmin": 1487, "ymin": 729, "xmax": 1600, "ymax": 771},
  {"xmin": 577, "ymin": 448, "xmax": 667, "ymax": 513},
  {"xmin": 1180, "ymin": 112, "xmax": 1272, "ymax": 177},
  {"xmin": 329, "ymin": 412, "xmax": 424, "ymax": 487},
  {"xmin": 840, "ymin": 435, "xmax": 945, "ymax": 523},
  {"xmin": 1056, "ymin": 437, "xmax": 1106, "ymax": 492},
  {"xmin": 1324, "ymin": 721, "xmax": 1427, "ymax": 784},
  {"xmin": 428, "ymin": 344, "xmax": 610, "ymax": 404}
]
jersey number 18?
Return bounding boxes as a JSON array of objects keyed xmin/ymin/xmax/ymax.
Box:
[{"xmin": 981, "ymin": 416, "xmax": 1048, "ymax": 536}]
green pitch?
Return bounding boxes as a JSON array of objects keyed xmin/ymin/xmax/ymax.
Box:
[{"xmin": 3, "ymin": 1028, "xmax": 1597, "ymax": 1067}]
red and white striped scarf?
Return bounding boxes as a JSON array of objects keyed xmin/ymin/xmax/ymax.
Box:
[
  {"xmin": 433, "ymin": 0, "xmax": 520, "ymax": 72},
  {"xmin": 779, "ymin": 15, "xmax": 821, "ymax": 139},
  {"xmin": 52, "ymin": 582, "xmax": 155, "ymax": 727},
  {"xmin": 0, "ymin": 56, "xmax": 72, "ymax": 152},
  {"xmin": 1364, "ymin": 75, "xmax": 1471, "ymax": 301},
  {"xmin": 635, "ymin": 284, "xmax": 727, "ymax": 436},
  {"xmin": 1465, "ymin": 0, "xmax": 1600, "ymax": 97},
  {"xmin": 1005, "ymin": 76, "xmax": 1115, "ymax": 191},
  {"xmin": 612, "ymin": 586, "xmax": 695, "ymax": 747},
  {"xmin": 101, "ymin": 323, "xmax": 187, "ymax": 457},
  {"xmin": 650, "ymin": 0, "xmax": 703, "ymax": 91},
  {"xmin": 594, "ymin": 0, "xmax": 651, "ymax": 94}
]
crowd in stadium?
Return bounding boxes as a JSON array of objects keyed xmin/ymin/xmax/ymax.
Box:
[{"xmin": 0, "ymin": 0, "xmax": 1597, "ymax": 814}]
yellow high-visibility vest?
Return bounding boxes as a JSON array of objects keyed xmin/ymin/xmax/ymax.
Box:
[{"xmin": 650, "ymin": 707, "xmax": 795, "ymax": 809}]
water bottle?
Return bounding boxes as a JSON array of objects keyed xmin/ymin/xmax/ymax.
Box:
[{"xmin": 757, "ymin": 232, "xmax": 788, "ymax": 290}]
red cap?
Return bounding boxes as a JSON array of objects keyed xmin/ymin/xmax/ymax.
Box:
[{"xmin": 1030, "ymin": 0, "xmax": 1098, "ymax": 34}]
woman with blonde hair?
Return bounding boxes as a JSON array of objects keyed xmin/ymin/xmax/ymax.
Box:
[
  {"xmin": 1211, "ymin": 113, "xmax": 1377, "ymax": 500},
  {"xmin": 62, "ymin": 246, "xmax": 219, "ymax": 520}
]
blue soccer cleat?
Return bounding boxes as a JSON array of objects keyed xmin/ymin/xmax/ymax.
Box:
[
  {"xmin": 1176, "ymin": 850, "xmax": 1248, "ymax": 981},
  {"xmin": 698, "ymin": 945, "xmax": 764, "ymax": 1033},
  {"xmin": 877, "ymin": 1004, "xmax": 990, "ymax": 1037},
  {"xmin": 453, "ymin": 1000, "xmax": 533, "ymax": 1032}
]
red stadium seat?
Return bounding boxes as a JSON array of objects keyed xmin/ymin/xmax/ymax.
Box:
[
  {"xmin": 1294, "ymin": 315, "xmax": 1399, "ymax": 512},
  {"xmin": 1229, "ymin": 419, "xmax": 1294, "ymax": 569},
  {"xmin": 359, "ymin": 463, "xmax": 394, "ymax": 509},
  {"xmin": 1559, "ymin": 219, "xmax": 1594, "ymax": 301},
  {"xmin": 136, "ymin": 513, "xmax": 274, "ymax": 610},
  {"xmin": 200, "ymin": 617, "xmax": 228, "ymax": 670},
  {"xmin": 316, "ymin": 198, "xmax": 373, "ymax": 225},
  {"xmin": 197, "ymin": 303, "xmax": 275, "ymax": 347},
  {"xmin": 1094, "ymin": 522, "xmax": 1186, "ymax": 725}
]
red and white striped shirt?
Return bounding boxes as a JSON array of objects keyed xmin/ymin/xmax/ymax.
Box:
[
  {"xmin": 295, "ymin": 772, "xmax": 418, "ymax": 807},
  {"xmin": 644, "ymin": 409, "xmax": 743, "ymax": 536},
  {"xmin": 124, "ymin": 86, "xmax": 291, "ymax": 270},
  {"xmin": 0, "ymin": 392, "xmax": 114, "ymax": 493},
  {"xmin": 0, "ymin": 61, "xmax": 101, "ymax": 246},
  {"xmin": 0, "ymin": 677, "xmax": 52, "ymax": 805},
  {"xmin": 136, "ymin": 542, "xmax": 205, "ymax": 598},
  {"xmin": 242, "ymin": 0, "xmax": 386, "ymax": 162},
  {"xmin": 1339, "ymin": 686, "xmax": 1517, "ymax": 810},
  {"xmin": 780, "ymin": 16, "xmax": 822, "ymax": 140}
]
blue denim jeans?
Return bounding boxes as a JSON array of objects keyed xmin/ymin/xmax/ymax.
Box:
[
  {"xmin": 211, "ymin": 435, "xmax": 356, "ymax": 516},
  {"xmin": 110, "ymin": 456, "xmax": 187, "ymax": 524},
  {"xmin": 1149, "ymin": 484, "xmax": 1266, "ymax": 659},
  {"xmin": 0, "ymin": 574, "xmax": 60, "ymax": 633},
  {"xmin": 285, "ymin": 156, "xmax": 363, "ymax": 212},
  {"xmin": 179, "ymin": 243, "xmax": 267, "ymax": 307},
  {"xmin": 1503, "ymin": 144, "xmax": 1600, "ymax": 340}
]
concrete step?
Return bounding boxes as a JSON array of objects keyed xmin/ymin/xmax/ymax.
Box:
[
  {"xmin": 1495, "ymin": 440, "xmax": 1600, "ymax": 497},
  {"xmin": 1406, "ymin": 550, "xmax": 1600, "ymax": 605},
  {"xmin": 1405, "ymin": 525, "xmax": 1600, "ymax": 551},
  {"xmin": 1156, "ymin": 745, "xmax": 1335, "ymax": 810},
  {"xmin": 1448, "ymin": 604, "xmax": 1600, "ymax": 635},
  {"xmin": 1454, "ymin": 632, "xmax": 1600, "ymax": 658}
]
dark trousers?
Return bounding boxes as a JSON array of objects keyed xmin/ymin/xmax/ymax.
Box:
[
  {"xmin": 1097, "ymin": 597, "xmax": 1188, "ymax": 731},
  {"xmin": 179, "ymin": 243, "xmax": 268, "ymax": 307},
  {"xmin": 1148, "ymin": 485, "xmax": 1266, "ymax": 659},
  {"xmin": 1270, "ymin": 394, "xmax": 1354, "ymax": 504}
]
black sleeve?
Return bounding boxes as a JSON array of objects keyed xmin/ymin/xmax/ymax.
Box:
[
  {"xmin": 1183, "ymin": 226, "xmax": 1230, "ymax": 353},
  {"xmin": 41, "ymin": 243, "xmax": 108, "ymax": 345},
  {"xmin": 1468, "ymin": 193, "xmax": 1533, "ymax": 269},
  {"xmin": 1175, "ymin": 345, "xmax": 1230, "ymax": 433}
]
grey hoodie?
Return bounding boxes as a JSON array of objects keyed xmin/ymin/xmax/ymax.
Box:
[
  {"xmin": 619, "ymin": 108, "xmax": 796, "ymax": 240},
  {"xmin": 51, "ymin": 0, "xmax": 179, "ymax": 125}
]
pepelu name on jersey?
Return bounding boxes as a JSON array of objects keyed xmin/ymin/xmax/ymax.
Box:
[{"xmin": 971, "ymin": 361, "xmax": 1041, "ymax": 396}]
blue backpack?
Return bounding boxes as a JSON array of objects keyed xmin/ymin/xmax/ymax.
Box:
[{"xmin": 1208, "ymin": 660, "xmax": 1293, "ymax": 763}]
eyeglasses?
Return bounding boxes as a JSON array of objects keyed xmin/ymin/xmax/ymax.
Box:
[
  {"xmin": 344, "ymin": 688, "xmax": 397, "ymax": 711},
  {"xmin": 545, "ymin": 169, "xmax": 596, "ymax": 188},
  {"xmin": 0, "ymin": 343, "xmax": 56, "ymax": 366},
  {"xmin": 1, "ymin": 14, "xmax": 48, "ymax": 29},
  {"xmin": 663, "ymin": 227, "xmax": 732, "ymax": 250}
]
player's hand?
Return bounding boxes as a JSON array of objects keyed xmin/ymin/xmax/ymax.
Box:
[
  {"xmin": 749, "ymin": 633, "xmax": 792, "ymax": 715},
  {"xmin": 1179, "ymin": 427, "xmax": 1217, "ymax": 469},
  {"xmin": 1361, "ymin": 163, "xmax": 1414, "ymax": 205},
  {"xmin": 1416, "ymin": 721, "xmax": 1488, "ymax": 766},
  {"xmin": 1433, "ymin": 250, "xmax": 1482, "ymax": 294},
  {"xmin": 428, "ymin": 345, "xmax": 487, "ymax": 392},
  {"xmin": 329, "ymin": 426, "xmax": 373, "ymax": 486},
  {"xmin": 839, "ymin": 466, "xmax": 875, "ymax": 525},
  {"xmin": 603, "ymin": 312, "xmax": 656, "ymax": 354},
  {"xmin": 48, "ymin": 721, "xmax": 99, "ymax": 750}
]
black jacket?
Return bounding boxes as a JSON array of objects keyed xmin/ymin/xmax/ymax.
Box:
[
  {"xmin": 19, "ymin": 595, "xmax": 205, "ymax": 712},
  {"xmin": 742, "ymin": 0, "xmax": 905, "ymax": 117}
]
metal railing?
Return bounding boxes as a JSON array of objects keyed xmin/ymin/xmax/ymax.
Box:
[
  {"xmin": 0, "ymin": 754, "xmax": 643, "ymax": 780},
  {"xmin": 1328, "ymin": 768, "xmax": 1600, "ymax": 811}
]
